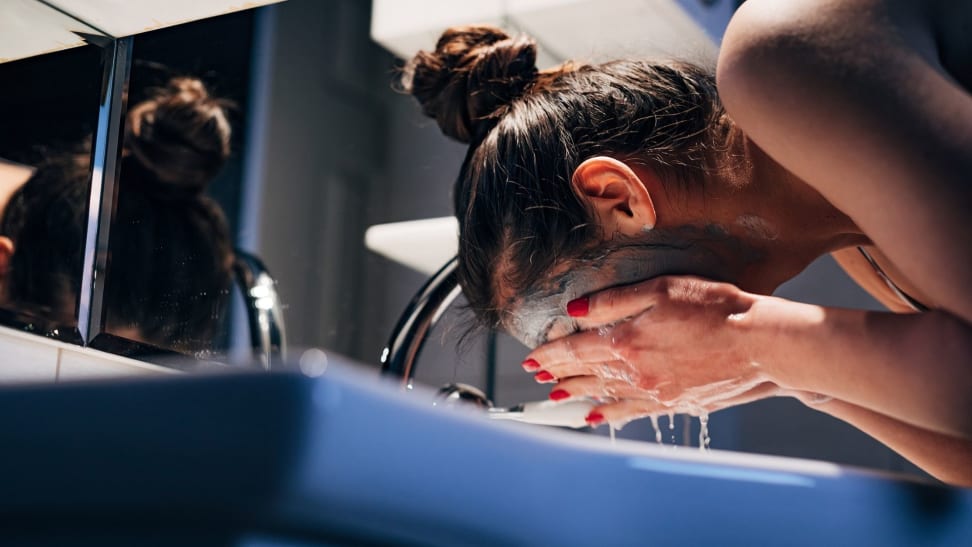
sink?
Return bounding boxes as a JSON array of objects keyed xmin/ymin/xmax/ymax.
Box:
[{"xmin": 0, "ymin": 354, "xmax": 968, "ymax": 545}]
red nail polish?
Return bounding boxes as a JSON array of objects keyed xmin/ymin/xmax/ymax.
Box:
[
  {"xmin": 534, "ymin": 370, "xmax": 555, "ymax": 383},
  {"xmin": 585, "ymin": 411, "xmax": 604, "ymax": 426},
  {"xmin": 521, "ymin": 358, "xmax": 541, "ymax": 372},
  {"xmin": 549, "ymin": 389, "xmax": 570, "ymax": 401},
  {"xmin": 567, "ymin": 297, "xmax": 589, "ymax": 318}
]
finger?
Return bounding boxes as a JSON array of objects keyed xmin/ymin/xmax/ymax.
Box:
[
  {"xmin": 526, "ymin": 328, "xmax": 620, "ymax": 369},
  {"xmin": 585, "ymin": 399, "xmax": 662, "ymax": 428},
  {"xmin": 551, "ymin": 375, "xmax": 652, "ymax": 402},
  {"xmin": 534, "ymin": 358, "xmax": 636, "ymax": 385},
  {"xmin": 566, "ymin": 277, "xmax": 667, "ymax": 327}
]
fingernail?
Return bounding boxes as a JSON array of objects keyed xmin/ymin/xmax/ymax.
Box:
[
  {"xmin": 566, "ymin": 297, "xmax": 589, "ymax": 317},
  {"xmin": 549, "ymin": 389, "xmax": 570, "ymax": 401},
  {"xmin": 521, "ymin": 358, "xmax": 541, "ymax": 372},
  {"xmin": 585, "ymin": 411, "xmax": 604, "ymax": 426},
  {"xmin": 534, "ymin": 370, "xmax": 555, "ymax": 383}
]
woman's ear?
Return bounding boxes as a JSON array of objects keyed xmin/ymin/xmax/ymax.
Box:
[{"xmin": 571, "ymin": 156, "xmax": 657, "ymax": 238}]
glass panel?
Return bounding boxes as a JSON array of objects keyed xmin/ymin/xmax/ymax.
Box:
[
  {"xmin": 0, "ymin": 2, "xmax": 109, "ymax": 342},
  {"xmin": 97, "ymin": 11, "xmax": 255, "ymax": 358}
]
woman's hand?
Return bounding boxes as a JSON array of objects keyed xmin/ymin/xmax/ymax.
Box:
[{"xmin": 522, "ymin": 275, "xmax": 784, "ymax": 426}]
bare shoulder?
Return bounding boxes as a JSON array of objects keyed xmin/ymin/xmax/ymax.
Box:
[
  {"xmin": 716, "ymin": 0, "xmax": 971, "ymax": 146},
  {"xmin": 716, "ymin": 0, "xmax": 972, "ymax": 321},
  {"xmin": 717, "ymin": 0, "xmax": 956, "ymax": 114}
]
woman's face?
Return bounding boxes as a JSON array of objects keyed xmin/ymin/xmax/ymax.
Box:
[{"xmin": 501, "ymin": 225, "xmax": 748, "ymax": 348}]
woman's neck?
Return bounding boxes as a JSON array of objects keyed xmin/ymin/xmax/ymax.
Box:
[{"xmin": 702, "ymin": 133, "xmax": 870, "ymax": 294}]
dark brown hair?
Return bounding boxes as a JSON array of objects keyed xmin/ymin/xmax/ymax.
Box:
[
  {"xmin": 403, "ymin": 25, "xmax": 731, "ymax": 330},
  {"xmin": 0, "ymin": 76, "xmax": 234, "ymax": 353}
]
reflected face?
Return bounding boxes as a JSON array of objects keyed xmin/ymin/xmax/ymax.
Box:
[{"xmin": 501, "ymin": 224, "xmax": 749, "ymax": 348}]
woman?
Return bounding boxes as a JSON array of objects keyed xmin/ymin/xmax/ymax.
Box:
[
  {"xmin": 0, "ymin": 76, "xmax": 235, "ymax": 354},
  {"xmin": 402, "ymin": 0, "xmax": 972, "ymax": 485}
]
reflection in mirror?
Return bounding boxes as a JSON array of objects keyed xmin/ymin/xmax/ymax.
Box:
[
  {"xmin": 98, "ymin": 11, "xmax": 257, "ymax": 360},
  {"xmin": 0, "ymin": 4, "xmax": 108, "ymax": 341}
]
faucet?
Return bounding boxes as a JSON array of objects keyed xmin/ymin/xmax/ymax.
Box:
[
  {"xmin": 233, "ymin": 249, "xmax": 287, "ymax": 370},
  {"xmin": 379, "ymin": 256, "xmax": 596, "ymax": 429},
  {"xmin": 379, "ymin": 257, "xmax": 461, "ymax": 385}
]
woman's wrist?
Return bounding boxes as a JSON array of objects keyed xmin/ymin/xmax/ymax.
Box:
[{"xmin": 738, "ymin": 294, "xmax": 830, "ymax": 393}]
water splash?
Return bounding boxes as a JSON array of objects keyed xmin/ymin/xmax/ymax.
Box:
[
  {"xmin": 668, "ymin": 411, "xmax": 676, "ymax": 444},
  {"xmin": 650, "ymin": 415, "xmax": 662, "ymax": 444},
  {"xmin": 698, "ymin": 413, "xmax": 711, "ymax": 452}
]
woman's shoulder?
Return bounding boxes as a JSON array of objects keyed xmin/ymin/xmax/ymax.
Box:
[
  {"xmin": 717, "ymin": 0, "xmax": 943, "ymax": 89},
  {"xmin": 717, "ymin": 0, "xmax": 970, "ymax": 86},
  {"xmin": 717, "ymin": 0, "xmax": 972, "ymax": 322}
]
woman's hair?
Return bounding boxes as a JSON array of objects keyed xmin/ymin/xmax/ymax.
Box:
[
  {"xmin": 0, "ymin": 76, "xmax": 234, "ymax": 353},
  {"xmin": 403, "ymin": 25, "xmax": 732, "ymax": 330}
]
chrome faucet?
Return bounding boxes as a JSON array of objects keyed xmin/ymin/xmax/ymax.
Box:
[
  {"xmin": 379, "ymin": 256, "xmax": 596, "ymax": 429},
  {"xmin": 234, "ymin": 250, "xmax": 287, "ymax": 370},
  {"xmin": 379, "ymin": 257, "xmax": 460, "ymax": 384}
]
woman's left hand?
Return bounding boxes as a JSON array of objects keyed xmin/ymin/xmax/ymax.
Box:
[{"xmin": 522, "ymin": 275, "xmax": 781, "ymax": 426}]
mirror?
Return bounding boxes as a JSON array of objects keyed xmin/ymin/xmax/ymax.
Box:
[
  {"xmin": 93, "ymin": 10, "xmax": 257, "ymax": 360},
  {"xmin": 0, "ymin": 1, "xmax": 109, "ymax": 342}
]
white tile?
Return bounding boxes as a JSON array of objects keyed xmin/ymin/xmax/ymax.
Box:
[
  {"xmin": 0, "ymin": 328, "xmax": 59, "ymax": 383},
  {"xmin": 57, "ymin": 347, "xmax": 176, "ymax": 381}
]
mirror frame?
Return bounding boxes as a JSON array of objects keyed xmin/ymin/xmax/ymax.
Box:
[{"xmin": 77, "ymin": 34, "xmax": 132, "ymax": 345}]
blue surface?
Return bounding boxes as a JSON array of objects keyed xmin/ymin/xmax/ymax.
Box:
[{"xmin": 0, "ymin": 358, "xmax": 970, "ymax": 546}]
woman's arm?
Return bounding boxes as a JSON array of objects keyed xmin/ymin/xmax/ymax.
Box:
[
  {"xmin": 805, "ymin": 397, "xmax": 972, "ymax": 487},
  {"xmin": 717, "ymin": 0, "xmax": 972, "ymax": 322},
  {"xmin": 523, "ymin": 277, "xmax": 972, "ymax": 479},
  {"xmin": 747, "ymin": 294, "xmax": 972, "ymax": 439}
]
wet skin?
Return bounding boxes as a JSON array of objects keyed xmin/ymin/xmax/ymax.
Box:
[{"xmin": 503, "ymin": 223, "xmax": 763, "ymax": 348}]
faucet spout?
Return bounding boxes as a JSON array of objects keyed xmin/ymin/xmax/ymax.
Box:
[{"xmin": 379, "ymin": 257, "xmax": 461, "ymax": 384}]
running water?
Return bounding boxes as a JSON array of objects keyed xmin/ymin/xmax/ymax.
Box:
[
  {"xmin": 698, "ymin": 413, "xmax": 711, "ymax": 451},
  {"xmin": 609, "ymin": 424, "xmax": 617, "ymax": 445},
  {"xmin": 668, "ymin": 411, "xmax": 676, "ymax": 444},
  {"xmin": 649, "ymin": 415, "xmax": 662, "ymax": 444}
]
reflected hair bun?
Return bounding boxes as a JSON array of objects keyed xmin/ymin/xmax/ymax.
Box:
[
  {"xmin": 125, "ymin": 77, "xmax": 231, "ymax": 194},
  {"xmin": 402, "ymin": 25, "xmax": 539, "ymax": 143}
]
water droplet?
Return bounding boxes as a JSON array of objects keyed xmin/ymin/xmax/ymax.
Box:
[{"xmin": 650, "ymin": 415, "xmax": 662, "ymax": 444}]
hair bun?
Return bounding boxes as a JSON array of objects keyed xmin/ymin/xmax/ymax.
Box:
[
  {"xmin": 126, "ymin": 77, "xmax": 232, "ymax": 193},
  {"xmin": 402, "ymin": 25, "xmax": 538, "ymax": 143}
]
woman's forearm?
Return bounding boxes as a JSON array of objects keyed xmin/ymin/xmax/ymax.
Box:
[
  {"xmin": 750, "ymin": 298, "xmax": 972, "ymax": 439},
  {"xmin": 808, "ymin": 396, "xmax": 972, "ymax": 487}
]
